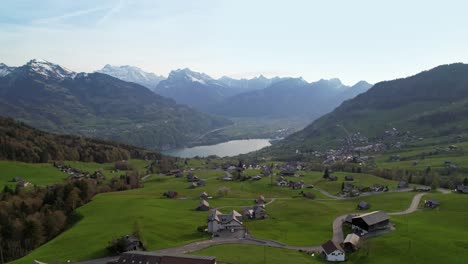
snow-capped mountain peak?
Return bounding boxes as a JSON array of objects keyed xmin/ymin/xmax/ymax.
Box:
[
  {"xmin": 0, "ymin": 63, "xmax": 16, "ymax": 77},
  {"xmin": 168, "ymin": 68, "xmax": 215, "ymax": 85},
  {"xmin": 97, "ymin": 64, "xmax": 165, "ymax": 88},
  {"xmin": 25, "ymin": 59, "xmax": 76, "ymax": 80}
]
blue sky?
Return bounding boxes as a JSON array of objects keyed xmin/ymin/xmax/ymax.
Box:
[{"xmin": 1, "ymin": 0, "xmax": 467, "ymax": 84}]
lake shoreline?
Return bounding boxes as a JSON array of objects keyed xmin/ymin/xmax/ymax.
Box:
[{"xmin": 163, "ymin": 138, "xmax": 272, "ymax": 158}]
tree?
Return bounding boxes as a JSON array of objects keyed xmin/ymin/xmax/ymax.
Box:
[
  {"xmin": 463, "ymin": 177, "xmax": 468, "ymax": 186},
  {"xmin": 323, "ymin": 168, "xmax": 330, "ymax": 179},
  {"xmin": 65, "ymin": 188, "xmax": 82, "ymax": 212}
]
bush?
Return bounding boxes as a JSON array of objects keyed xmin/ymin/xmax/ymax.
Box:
[{"xmin": 217, "ymin": 186, "xmax": 230, "ymax": 196}]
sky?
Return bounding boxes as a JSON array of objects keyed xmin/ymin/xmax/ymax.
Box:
[{"xmin": 1, "ymin": 0, "xmax": 467, "ymax": 85}]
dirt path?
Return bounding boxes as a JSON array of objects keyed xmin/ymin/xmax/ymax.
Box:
[{"xmin": 388, "ymin": 192, "xmax": 426, "ymax": 216}]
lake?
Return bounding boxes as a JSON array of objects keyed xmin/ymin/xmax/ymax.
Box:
[{"xmin": 163, "ymin": 139, "xmax": 272, "ymax": 158}]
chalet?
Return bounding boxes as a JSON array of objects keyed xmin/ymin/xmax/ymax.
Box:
[
  {"xmin": 163, "ymin": 190, "xmax": 178, "ymax": 199},
  {"xmin": 343, "ymin": 233, "xmax": 360, "ymax": 252},
  {"xmin": 371, "ymin": 184, "xmax": 387, "ymax": 192},
  {"xmin": 196, "ymin": 200, "xmax": 210, "ymax": 211},
  {"xmin": 321, "ymin": 240, "xmax": 345, "ymax": 262},
  {"xmin": 199, "ymin": 192, "xmax": 209, "ymax": 199},
  {"xmin": 306, "ymin": 184, "xmax": 314, "ymax": 189},
  {"xmin": 424, "ymin": 199, "xmax": 440, "ymax": 208},
  {"xmin": 352, "ymin": 211, "xmax": 389, "ymax": 234},
  {"xmin": 290, "ymin": 180, "xmax": 304, "ymax": 190},
  {"xmin": 398, "ymin": 181, "xmax": 409, "ymax": 189},
  {"xmin": 197, "ymin": 179, "xmax": 206, "ymax": 186},
  {"xmin": 207, "ymin": 210, "xmax": 243, "ymax": 233},
  {"xmin": 115, "ymin": 252, "xmax": 216, "ymax": 264},
  {"xmin": 357, "ymin": 201, "xmax": 370, "ymax": 210},
  {"xmin": 456, "ymin": 185, "xmax": 468, "ymax": 194},
  {"xmin": 187, "ymin": 173, "xmax": 199, "ymax": 182},
  {"xmin": 188, "ymin": 182, "xmax": 198, "ymax": 189},
  {"xmin": 344, "ymin": 175, "xmax": 354, "ymax": 181},
  {"xmin": 277, "ymin": 180, "xmax": 288, "ymax": 187},
  {"xmin": 244, "ymin": 204, "xmax": 267, "ymax": 220},
  {"xmin": 255, "ymin": 195, "xmax": 265, "ymax": 204}
]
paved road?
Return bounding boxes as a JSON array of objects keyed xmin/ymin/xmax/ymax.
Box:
[
  {"xmin": 388, "ymin": 193, "xmax": 426, "ymax": 216},
  {"xmin": 73, "ymin": 192, "xmax": 427, "ymax": 264}
]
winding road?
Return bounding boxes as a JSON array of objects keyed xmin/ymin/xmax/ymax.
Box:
[{"xmin": 74, "ymin": 191, "xmax": 428, "ymax": 264}]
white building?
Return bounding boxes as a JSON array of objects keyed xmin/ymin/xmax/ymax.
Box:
[
  {"xmin": 207, "ymin": 210, "xmax": 243, "ymax": 233},
  {"xmin": 321, "ymin": 240, "xmax": 345, "ymax": 262}
]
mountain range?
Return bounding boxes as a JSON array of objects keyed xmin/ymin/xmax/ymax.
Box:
[
  {"xmin": 0, "ymin": 59, "xmax": 230, "ymax": 150},
  {"xmin": 266, "ymin": 63, "xmax": 468, "ymax": 155},
  {"xmin": 99, "ymin": 65, "xmax": 372, "ymax": 118}
]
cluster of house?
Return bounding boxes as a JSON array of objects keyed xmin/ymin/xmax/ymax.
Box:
[
  {"xmin": 110, "ymin": 252, "xmax": 216, "ymax": 264},
  {"xmin": 187, "ymin": 173, "xmax": 206, "ymax": 189},
  {"xmin": 243, "ymin": 195, "xmax": 267, "ymax": 220},
  {"xmin": 53, "ymin": 162, "xmax": 105, "ymax": 181},
  {"xmin": 204, "ymin": 195, "xmax": 268, "ymax": 234},
  {"xmin": 276, "ymin": 176, "xmax": 307, "ymax": 189},
  {"xmin": 322, "ymin": 211, "xmax": 391, "ymax": 261},
  {"xmin": 11, "ymin": 176, "xmax": 32, "ymax": 188}
]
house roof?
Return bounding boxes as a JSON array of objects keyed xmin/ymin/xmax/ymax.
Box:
[
  {"xmin": 353, "ymin": 211, "xmax": 389, "ymax": 226},
  {"xmin": 198, "ymin": 200, "xmax": 210, "ymax": 207},
  {"xmin": 118, "ymin": 252, "xmax": 216, "ymax": 264},
  {"xmin": 200, "ymin": 192, "xmax": 208, "ymax": 197},
  {"xmin": 208, "ymin": 209, "xmax": 242, "ymax": 224},
  {"xmin": 321, "ymin": 240, "xmax": 343, "ymax": 255},
  {"xmin": 344, "ymin": 233, "xmax": 360, "ymax": 246}
]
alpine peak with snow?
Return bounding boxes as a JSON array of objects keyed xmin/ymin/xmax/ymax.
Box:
[
  {"xmin": 97, "ymin": 64, "xmax": 165, "ymax": 89},
  {"xmin": 20, "ymin": 59, "xmax": 76, "ymax": 81}
]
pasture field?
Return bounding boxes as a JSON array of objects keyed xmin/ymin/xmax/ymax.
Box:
[
  {"xmin": 13, "ymin": 170, "xmax": 417, "ymax": 264},
  {"xmin": 0, "ymin": 160, "xmax": 67, "ymax": 188}
]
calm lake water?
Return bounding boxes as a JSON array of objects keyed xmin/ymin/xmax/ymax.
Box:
[{"xmin": 163, "ymin": 139, "xmax": 272, "ymax": 158}]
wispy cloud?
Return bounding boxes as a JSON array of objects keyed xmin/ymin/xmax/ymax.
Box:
[
  {"xmin": 97, "ymin": 0, "xmax": 127, "ymax": 26},
  {"xmin": 32, "ymin": 7, "xmax": 107, "ymax": 25}
]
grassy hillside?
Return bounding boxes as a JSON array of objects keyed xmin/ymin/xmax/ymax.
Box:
[
  {"xmin": 0, "ymin": 116, "xmax": 159, "ymax": 163},
  {"xmin": 265, "ymin": 63, "xmax": 468, "ymax": 154},
  {"xmin": 0, "ymin": 161, "xmax": 67, "ymax": 188},
  {"xmin": 13, "ymin": 170, "xmax": 413, "ymax": 263}
]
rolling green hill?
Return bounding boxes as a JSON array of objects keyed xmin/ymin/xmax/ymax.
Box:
[
  {"xmin": 0, "ymin": 116, "xmax": 158, "ymax": 163},
  {"xmin": 265, "ymin": 63, "xmax": 468, "ymax": 154}
]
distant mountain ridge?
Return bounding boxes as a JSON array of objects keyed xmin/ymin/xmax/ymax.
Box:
[
  {"xmin": 97, "ymin": 64, "xmax": 165, "ymax": 89},
  {"xmin": 266, "ymin": 63, "xmax": 468, "ymax": 154},
  {"xmin": 209, "ymin": 77, "xmax": 372, "ymax": 119},
  {"xmin": 0, "ymin": 60, "xmax": 230, "ymax": 150}
]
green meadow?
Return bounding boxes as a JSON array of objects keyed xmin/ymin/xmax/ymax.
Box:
[{"xmin": 0, "ymin": 160, "xmax": 67, "ymax": 188}]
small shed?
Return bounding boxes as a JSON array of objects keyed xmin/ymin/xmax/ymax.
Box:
[
  {"xmin": 163, "ymin": 190, "xmax": 178, "ymax": 199},
  {"xmin": 188, "ymin": 182, "xmax": 198, "ymax": 189},
  {"xmin": 424, "ymin": 199, "xmax": 440, "ymax": 208},
  {"xmin": 344, "ymin": 175, "xmax": 354, "ymax": 181},
  {"xmin": 357, "ymin": 201, "xmax": 370, "ymax": 210},
  {"xmin": 343, "ymin": 233, "xmax": 360, "ymax": 252},
  {"xmin": 199, "ymin": 192, "xmax": 209, "ymax": 199},
  {"xmin": 196, "ymin": 200, "xmax": 210, "ymax": 211}
]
